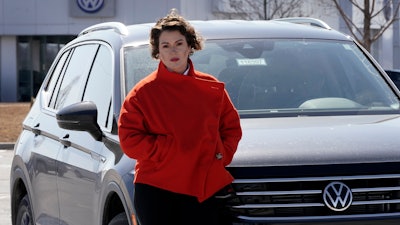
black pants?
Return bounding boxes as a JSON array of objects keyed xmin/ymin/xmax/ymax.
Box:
[{"xmin": 134, "ymin": 183, "xmax": 231, "ymax": 225}]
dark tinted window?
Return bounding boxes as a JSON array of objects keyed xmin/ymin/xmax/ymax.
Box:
[
  {"xmin": 385, "ymin": 70, "xmax": 400, "ymax": 89},
  {"xmin": 54, "ymin": 44, "xmax": 99, "ymax": 110},
  {"xmin": 83, "ymin": 45, "xmax": 113, "ymax": 128}
]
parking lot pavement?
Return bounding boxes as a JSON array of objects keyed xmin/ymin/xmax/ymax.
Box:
[{"xmin": 0, "ymin": 149, "xmax": 13, "ymax": 225}]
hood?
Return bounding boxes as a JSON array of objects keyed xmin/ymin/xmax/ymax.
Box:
[{"xmin": 231, "ymin": 114, "xmax": 400, "ymax": 167}]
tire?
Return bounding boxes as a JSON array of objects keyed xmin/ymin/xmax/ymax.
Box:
[
  {"xmin": 16, "ymin": 195, "xmax": 33, "ymax": 225},
  {"xmin": 108, "ymin": 212, "xmax": 129, "ymax": 225}
]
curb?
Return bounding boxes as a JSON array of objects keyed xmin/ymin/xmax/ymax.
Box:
[{"xmin": 0, "ymin": 143, "xmax": 14, "ymax": 150}]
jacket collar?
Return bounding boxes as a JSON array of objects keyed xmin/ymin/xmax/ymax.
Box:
[{"xmin": 157, "ymin": 59, "xmax": 196, "ymax": 80}]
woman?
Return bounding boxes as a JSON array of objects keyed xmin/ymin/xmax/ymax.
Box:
[{"xmin": 118, "ymin": 10, "xmax": 242, "ymax": 225}]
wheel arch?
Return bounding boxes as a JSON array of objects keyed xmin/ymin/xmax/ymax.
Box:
[
  {"xmin": 10, "ymin": 160, "xmax": 34, "ymax": 225},
  {"xmin": 102, "ymin": 189, "xmax": 126, "ymax": 225},
  {"xmin": 100, "ymin": 173, "xmax": 135, "ymax": 225}
]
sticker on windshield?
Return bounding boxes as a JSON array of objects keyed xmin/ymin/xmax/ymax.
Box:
[{"xmin": 236, "ymin": 58, "xmax": 267, "ymax": 66}]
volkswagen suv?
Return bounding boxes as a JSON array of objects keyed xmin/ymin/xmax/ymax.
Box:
[{"xmin": 10, "ymin": 18, "xmax": 400, "ymax": 225}]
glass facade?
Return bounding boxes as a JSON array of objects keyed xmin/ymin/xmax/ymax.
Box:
[{"xmin": 17, "ymin": 36, "xmax": 75, "ymax": 102}]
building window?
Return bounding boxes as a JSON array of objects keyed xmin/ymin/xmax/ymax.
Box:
[{"xmin": 17, "ymin": 35, "xmax": 75, "ymax": 102}]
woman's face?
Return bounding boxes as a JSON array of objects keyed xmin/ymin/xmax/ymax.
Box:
[{"xmin": 158, "ymin": 30, "xmax": 191, "ymax": 74}]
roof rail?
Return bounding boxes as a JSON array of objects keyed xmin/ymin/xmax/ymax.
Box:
[
  {"xmin": 79, "ymin": 22, "xmax": 129, "ymax": 36},
  {"xmin": 273, "ymin": 17, "xmax": 331, "ymax": 30}
]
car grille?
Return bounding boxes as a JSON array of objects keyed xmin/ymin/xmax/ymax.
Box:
[{"xmin": 224, "ymin": 165, "xmax": 400, "ymax": 224}]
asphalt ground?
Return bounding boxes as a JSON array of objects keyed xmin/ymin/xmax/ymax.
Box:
[{"xmin": 0, "ymin": 149, "xmax": 13, "ymax": 225}]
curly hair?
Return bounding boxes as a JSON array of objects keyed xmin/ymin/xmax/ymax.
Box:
[{"xmin": 150, "ymin": 9, "xmax": 203, "ymax": 59}]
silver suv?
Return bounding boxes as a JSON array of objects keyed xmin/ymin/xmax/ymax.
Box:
[{"xmin": 10, "ymin": 18, "xmax": 400, "ymax": 225}]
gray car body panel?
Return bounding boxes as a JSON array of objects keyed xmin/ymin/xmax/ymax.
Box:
[{"xmin": 234, "ymin": 114, "xmax": 400, "ymax": 167}]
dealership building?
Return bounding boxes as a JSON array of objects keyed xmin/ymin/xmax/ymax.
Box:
[
  {"xmin": 0, "ymin": 0, "xmax": 214, "ymax": 102},
  {"xmin": 0, "ymin": 0, "xmax": 398, "ymax": 102}
]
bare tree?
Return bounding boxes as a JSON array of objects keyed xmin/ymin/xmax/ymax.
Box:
[
  {"xmin": 332, "ymin": 0, "xmax": 400, "ymax": 51},
  {"xmin": 212, "ymin": 0, "xmax": 308, "ymax": 20},
  {"xmin": 264, "ymin": 0, "xmax": 306, "ymax": 19}
]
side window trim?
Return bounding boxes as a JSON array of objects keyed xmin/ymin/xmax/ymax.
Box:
[
  {"xmin": 43, "ymin": 50, "xmax": 70, "ymax": 92},
  {"xmin": 40, "ymin": 49, "xmax": 72, "ymax": 109},
  {"xmin": 48, "ymin": 49, "xmax": 74, "ymax": 109}
]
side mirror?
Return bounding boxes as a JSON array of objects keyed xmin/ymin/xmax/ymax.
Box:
[{"xmin": 56, "ymin": 101, "xmax": 103, "ymax": 141}]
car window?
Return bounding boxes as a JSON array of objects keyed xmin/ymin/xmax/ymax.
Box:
[
  {"xmin": 386, "ymin": 70, "xmax": 400, "ymax": 89},
  {"xmin": 123, "ymin": 39, "xmax": 400, "ymax": 116},
  {"xmin": 123, "ymin": 45, "xmax": 156, "ymax": 93},
  {"xmin": 83, "ymin": 45, "xmax": 113, "ymax": 129},
  {"xmin": 53, "ymin": 44, "xmax": 99, "ymax": 110},
  {"xmin": 45, "ymin": 50, "xmax": 71, "ymax": 108}
]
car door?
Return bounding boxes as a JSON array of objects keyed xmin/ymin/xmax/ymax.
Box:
[
  {"xmin": 55, "ymin": 43, "xmax": 113, "ymax": 224},
  {"xmin": 23, "ymin": 48, "xmax": 74, "ymax": 225}
]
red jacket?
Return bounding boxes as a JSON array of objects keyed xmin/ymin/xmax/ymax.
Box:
[{"xmin": 118, "ymin": 60, "xmax": 242, "ymax": 202}]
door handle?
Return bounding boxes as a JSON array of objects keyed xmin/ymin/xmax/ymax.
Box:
[
  {"xmin": 59, "ymin": 134, "xmax": 71, "ymax": 148},
  {"xmin": 32, "ymin": 123, "xmax": 41, "ymax": 136}
]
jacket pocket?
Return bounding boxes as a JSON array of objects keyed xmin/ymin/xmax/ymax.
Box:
[{"xmin": 152, "ymin": 134, "xmax": 174, "ymax": 163}]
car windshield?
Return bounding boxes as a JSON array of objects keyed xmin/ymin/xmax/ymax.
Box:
[{"xmin": 123, "ymin": 39, "xmax": 400, "ymax": 117}]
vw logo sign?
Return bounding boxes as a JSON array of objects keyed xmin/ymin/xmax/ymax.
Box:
[
  {"xmin": 77, "ymin": 0, "xmax": 104, "ymax": 13},
  {"xmin": 323, "ymin": 181, "xmax": 353, "ymax": 211}
]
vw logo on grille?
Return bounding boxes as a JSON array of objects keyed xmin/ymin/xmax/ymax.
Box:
[
  {"xmin": 323, "ymin": 181, "xmax": 353, "ymax": 211},
  {"xmin": 77, "ymin": 0, "xmax": 104, "ymax": 13}
]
